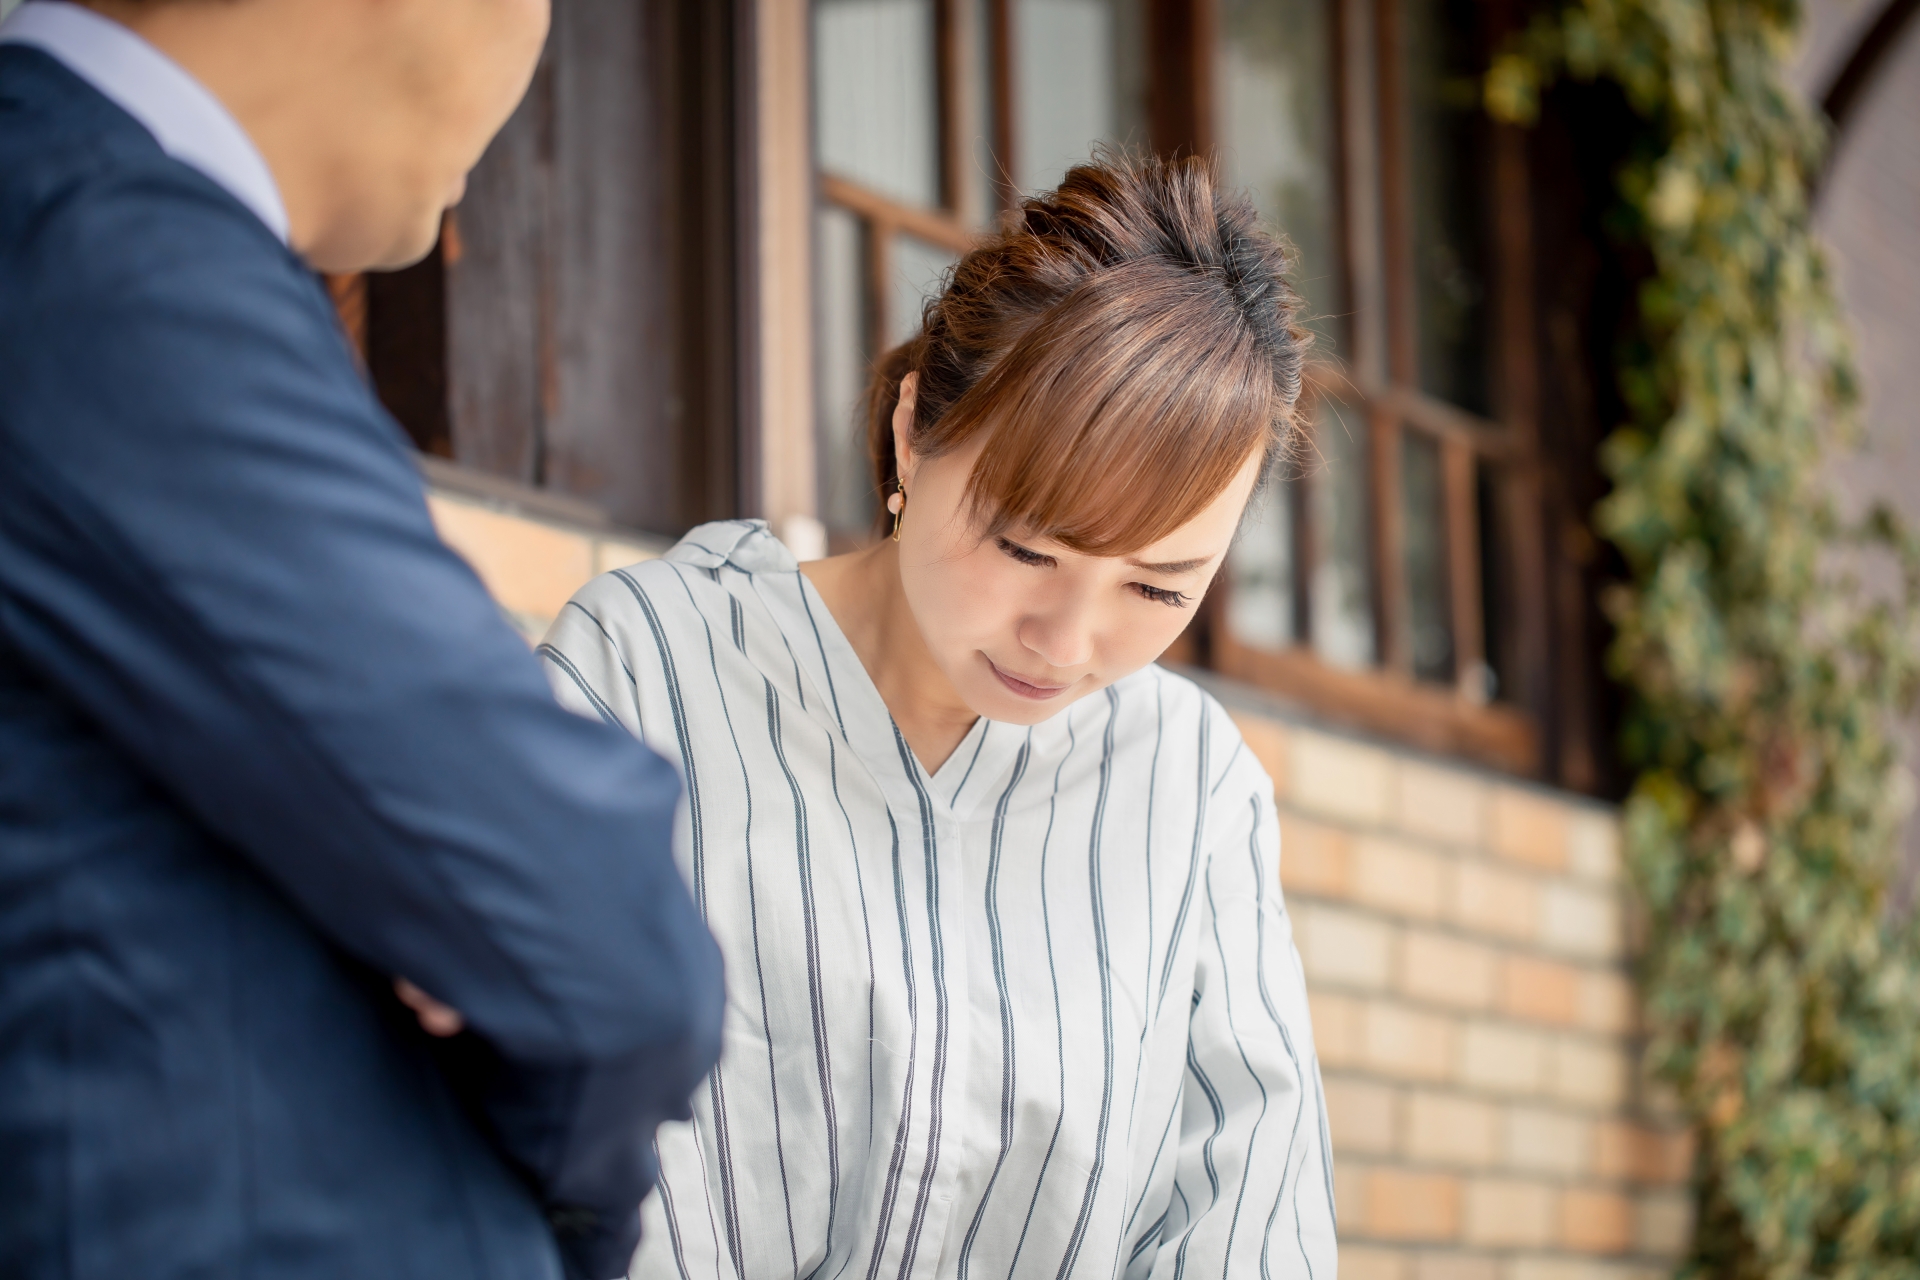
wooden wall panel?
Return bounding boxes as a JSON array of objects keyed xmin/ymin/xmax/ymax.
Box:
[
  {"xmin": 442, "ymin": 0, "xmax": 742, "ymax": 536},
  {"xmin": 539, "ymin": 0, "xmax": 674, "ymax": 525},
  {"xmin": 745, "ymin": 0, "xmax": 815, "ymax": 533},
  {"xmin": 445, "ymin": 49, "xmax": 551, "ymax": 487}
]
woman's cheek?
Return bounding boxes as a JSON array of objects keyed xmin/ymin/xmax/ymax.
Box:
[
  {"xmin": 915, "ymin": 549, "xmax": 1004, "ymax": 649},
  {"xmin": 1146, "ymin": 610, "xmax": 1194, "ymax": 663}
]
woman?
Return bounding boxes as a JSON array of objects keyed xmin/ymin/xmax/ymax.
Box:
[{"xmin": 542, "ymin": 155, "xmax": 1336, "ymax": 1279}]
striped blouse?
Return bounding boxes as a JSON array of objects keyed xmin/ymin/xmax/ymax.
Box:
[{"xmin": 540, "ymin": 520, "xmax": 1337, "ymax": 1280}]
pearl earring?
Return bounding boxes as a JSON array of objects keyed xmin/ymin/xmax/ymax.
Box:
[{"xmin": 887, "ymin": 480, "xmax": 906, "ymax": 542}]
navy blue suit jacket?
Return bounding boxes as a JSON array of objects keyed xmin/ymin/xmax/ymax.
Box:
[{"xmin": 0, "ymin": 46, "xmax": 723, "ymax": 1280}]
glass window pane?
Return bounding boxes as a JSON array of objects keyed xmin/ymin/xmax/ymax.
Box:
[
  {"xmin": 1216, "ymin": 0, "xmax": 1346, "ymax": 354},
  {"xmin": 815, "ymin": 0, "xmax": 941, "ymax": 208},
  {"xmin": 1402, "ymin": 0, "xmax": 1491, "ymax": 414},
  {"xmin": 1310, "ymin": 401, "xmax": 1376, "ymax": 669},
  {"xmin": 1228, "ymin": 464, "xmax": 1298, "ymax": 651},
  {"xmin": 1012, "ymin": 0, "xmax": 1145, "ymax": 195},
  {"xmin": 816, "ymin": 206, "xmax": 875, "ymax": 533},
  {"xmin": 889, "ymin": 235, "xmax": 960, "ymax": 348},
  {"xmin": 1401, "ymin": 430, "xmax": 1454, "ymax": 682}
]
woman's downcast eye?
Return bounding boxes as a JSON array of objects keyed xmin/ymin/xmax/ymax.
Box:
[
  {"xmin": 1133, "ymin": 583, "xmax": 1192, "ymax": 609},
  {"xmin": 996, "ymin": 537, "xmax": 1054, "ymax": 568},
  {"xmin": 998, "ymin": 537, "xmax": 1191, "ymax": 609}
]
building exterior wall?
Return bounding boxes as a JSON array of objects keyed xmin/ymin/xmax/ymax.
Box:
[
  {"xmin": 432, "ymin": 491, "xmax": 1692, "ymax": 1279},
  {"xmin": 1223, "ymin": 699, "xmax": 1693, "ymax": 1280},
  {"xmin": 425, "ymin": 487, "xmax": 666, "ymax": 642}
]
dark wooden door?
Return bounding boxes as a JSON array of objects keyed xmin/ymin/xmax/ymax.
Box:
[{"xmin": 389, "ymin": 0, "xmax": 744, "ymax": 536}]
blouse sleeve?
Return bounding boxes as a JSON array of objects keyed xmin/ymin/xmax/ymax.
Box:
[
  {"xmin": 1147, "ymin": 725, "xmax": 1340, "ymax": 1279},
  {"xmin": 537, "ymin": 570, "xmax": 657, "ymax": 744}
]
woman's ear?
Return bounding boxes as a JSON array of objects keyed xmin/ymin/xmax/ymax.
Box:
[{"xmin": 892, "ymin": 372, "xmax": 919, "ymax": 491}]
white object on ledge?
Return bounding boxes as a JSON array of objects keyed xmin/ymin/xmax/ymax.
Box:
[{"xmin": 778, "ymin": 514, "xmax": 829, "ymax": 564}]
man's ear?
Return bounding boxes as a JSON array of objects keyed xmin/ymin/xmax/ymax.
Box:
[{"xmin": 891, "ymin": 372, "xmax": 919, "ymax": 490}]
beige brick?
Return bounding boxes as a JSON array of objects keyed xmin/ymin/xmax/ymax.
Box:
[
  {"xmin": 1464, "ymin": 1177, "xmax": 1557, "ymax": 1247},
  {"xmin": 1576, "ymin": 970, "xmax": 1636, "ymax": 1035},
  {"xmin": 1366, "ymin": 1168, "xmax": 1464, "ymax": 1242},
  {"xmin": 1635, "ymin": 1190, "xmax": 1693, "ymax": 1255},
  {"xmin": 1394, "ymin": 760, "xmax": 1489, "ymax": 846},
  {"xmin": 1399, "ymin": 930, "xmax": 1498, "ymax": 1010},
  {"xmin": 1459, "ymin": 1022, "xmax": 1548, "ymax": 1094},
  {"xmin": 1278, "ymin": 814, "xmax": 1355, "ymax": 898},
  {"xmin": 1539, "ymin": 884, "xmax": 1624, "ymax": 962},
  {"xmin": 592, "ymin": 538, "xmax": 660, "ymax": 575},
  {"xmin": 1503, "ymin": 1105, "xmax": 1591, "ymax": 1177},
  {"xmin": 1354, "ymin": 836, "xmax": 1449, "ymax": 919},
  {"xmin": 1414, "ymin": 1255, "xmax": 1500, "ymax": 1280},
  {"xmin": 1233, "ymin": 712, "xmax": 1292, "ymax": 799},
  {"xmin": 1499, "ymin": 955, "xmax": 1581, "ymax": 1025},
  {"xmin": 1549, "ymin": 1036, "xmax": 1631, "ymax": 1109},
  {"xmin": 1502, "ymin": 1259, "xmax": 1620, "ymax": 1280},
  {"xmin": 1324, "ymin": 1076, "xmax": 1398, "ymax": 1154},
  {"xmin": 1335, "ymin": 1159, "xmax": 1371, "ymax": 1232},
  {"xmin": 1490, "ymin": 787, "xmax": 1570, "ymax": 871},
  {"xmin": 429, "ymin": 496, "xmax": 596, "ymax": 621},
  {"xmin": 1290, "ymin": 729, "xmax": 1394, "ymax": 826},
  {"xmin": 1310, "ymin": 992, "xmax": 1363, "ymax": 1069},
  {"xmin": 1646, "ymin": 1128, "xmax": 1695, "ymax": 1186},
  {"xmin": 1406, "ymin": 1090, "xmax": 1499, "ymax": 1167},
  {"xmin": 1562, "ymin": 1188, "xmax": 1635, "ymax": 1254},
  {"xmin": 1451, "ymin": 862, "xmax": 1541, "ymax": 942},
  {"xmin": 1589, "ymin": 1120, "xmax": 1633, "ymax": 1182},
  {"xmin": 1343, "ymin": 1246, "xmax": 1409, "ymax": 1280},
  {"xmin": 1593, "ymin": 1122, "xmax": 1694, "ymax": 1186},
  {"xmin": 1297, "ymin": 903, "xmax": 1395, "ymax": 990},
  {"xmin": 1566, "ymin": 809, "xmax": 1622, "ymax": 883},
  {"xmin": 1364, "ymin": 1001, "xmax": 1458, "ymax": 1082}
]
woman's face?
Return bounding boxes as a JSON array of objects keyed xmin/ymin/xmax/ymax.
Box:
[{"xmin": 892, "ymin": 379, "xmax": 1266, "ymax": 726}]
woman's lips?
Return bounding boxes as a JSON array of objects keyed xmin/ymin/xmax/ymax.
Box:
[{"xmin": 986, "ymin": 656, "xmax": 1072, "ymax": 700}]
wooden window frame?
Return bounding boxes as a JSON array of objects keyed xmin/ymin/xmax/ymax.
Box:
[
  {"xmin": 1202, "ymin": 0, "xmax": 1548, "ymax": 777},
  {"xmin": 815, "ymin": 0, "xmax": 985, "ymax": 368}
]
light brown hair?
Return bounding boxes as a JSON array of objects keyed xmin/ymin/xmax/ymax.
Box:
[{"xmin": 868, "ymin": 152, "xmax": 1308, "ymax": 555}]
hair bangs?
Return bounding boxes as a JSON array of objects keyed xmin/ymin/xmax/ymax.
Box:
[{"xmin": 947, "ymin": 264, "xmax": 1279, "ymax": 557}]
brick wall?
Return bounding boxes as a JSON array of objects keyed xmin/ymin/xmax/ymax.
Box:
[
  {"xmin": 1225, "ymin": 707, "xmax": 1693, "ymax": 1280},
  {"xmin": 431, "ymin": 491, "xmax": 1695, "ymax": 1280},
  {"xmin": 424, "ymin": 487, "xmax": 665, "ymax": 640}
]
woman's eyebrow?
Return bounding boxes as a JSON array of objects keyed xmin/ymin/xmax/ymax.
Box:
[{"xmin": 1125, "ymin": 555, "xmax": 1209, "ymax": 575}]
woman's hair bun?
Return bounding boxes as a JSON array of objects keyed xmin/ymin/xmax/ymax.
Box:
[{"xmin": 866, "ymin": 150, "xmax": 1309, "ymax": 555}]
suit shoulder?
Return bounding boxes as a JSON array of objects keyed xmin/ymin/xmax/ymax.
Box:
[{"xmin": 0, "ymin": 84, "xmax": 297, "ymax": 329}]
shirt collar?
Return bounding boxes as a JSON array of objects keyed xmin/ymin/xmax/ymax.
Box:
[{"xmin": 0, "ymin": 1, "xmax": 290, "ymax": 244}]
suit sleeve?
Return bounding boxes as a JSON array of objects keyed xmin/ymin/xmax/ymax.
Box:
[
  {"xmin": 0, "ymin": 167, "xmax": 722, "ymax": 1278},
  {"xmin": 1143, "ymin": 716, "xmax": 1339, "ymax": 1279}
]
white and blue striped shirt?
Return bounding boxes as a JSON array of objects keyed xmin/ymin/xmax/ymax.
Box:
[{"xmin": 541, "ymin": 520, "xmax": 1337, "ymax": 1280}]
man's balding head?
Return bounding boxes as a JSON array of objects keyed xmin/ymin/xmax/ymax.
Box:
[{"xmin": 86, "ymin": 0, "xmax": 548, "ymax": 271}]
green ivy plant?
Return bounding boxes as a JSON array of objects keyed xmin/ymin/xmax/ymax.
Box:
[{"xmin": 1487, "ymin": 1, "xmax": 1920, "ymax": 1275}]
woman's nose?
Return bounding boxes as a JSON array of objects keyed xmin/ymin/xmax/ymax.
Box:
[{"xmin": 1018, "ymin": 610, "xmax": 1095, "ymax": 670}]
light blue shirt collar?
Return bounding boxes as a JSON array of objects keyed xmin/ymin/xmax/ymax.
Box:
[{"xmin": 0, "ymin": 1, "xmax": 290, "ymax": 245}]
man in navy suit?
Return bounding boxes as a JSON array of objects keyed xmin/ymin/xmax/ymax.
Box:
[{"xmin": 0, "ymin": 3, "xmax": 723, "ymax": 1278}]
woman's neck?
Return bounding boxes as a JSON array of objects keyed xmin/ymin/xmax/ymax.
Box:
[{"xmin": 800, "ymin": 540, "xmax": 980, "ymax": 773}]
